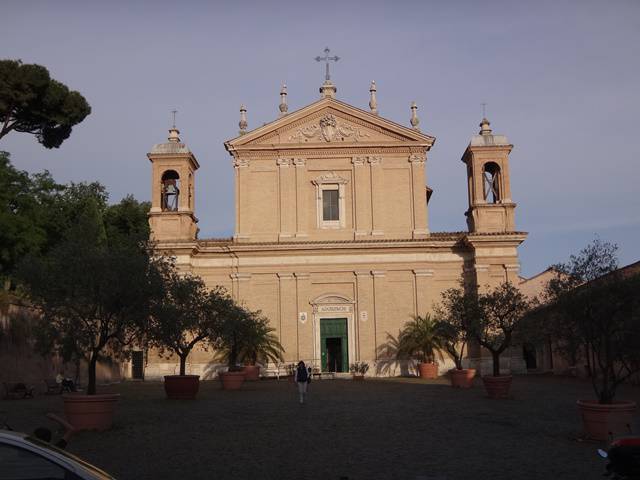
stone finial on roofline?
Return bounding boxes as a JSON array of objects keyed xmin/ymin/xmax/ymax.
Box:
[
  {"xmin": 168, "ymin": 127, "xmax": 180, "ymax": 143},
  {"xmin": 239, "ymin": 104, "xmax": 248, "ymax": 135},
  {"xmin": 410, "ymin": 101, "xmax": 420, "ymax": 131},
  {"xmin": 369, "ymin": 80, "xmax": 378, "ymax": 115},
  {"xmin": 479, "ymin": 117, "xmax": 492, "ymax": 135},
  {"xmin": 279, "ymin": 84, "xmax": 288, "ymax": 117}
]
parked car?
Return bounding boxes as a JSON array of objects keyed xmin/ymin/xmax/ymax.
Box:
[{"xmin": 0, "ymin": 430, "xmax": 115, "ymax": 479}]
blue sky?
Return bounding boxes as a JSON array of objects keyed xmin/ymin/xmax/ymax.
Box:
[{"xmin": 2, "ymin": 0, "xmax": 639, "ymax": 277}]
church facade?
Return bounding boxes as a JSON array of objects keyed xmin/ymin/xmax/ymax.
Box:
[{"xmin": 139, "ymin": 78, "xmax": 527, "ymax": 379}]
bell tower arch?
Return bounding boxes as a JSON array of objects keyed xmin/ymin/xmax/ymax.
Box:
[
  {"xmin": 461, "ymin": 118, "xmax": 516, "ymax": 233},
  {"xmin": 147, "ymin": 127, "xmax": 199, "ymax": 241}
]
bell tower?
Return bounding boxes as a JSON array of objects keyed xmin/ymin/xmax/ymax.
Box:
[
  {"xmin": 147, "ymin": 126, "xmax": 199, "ymax": 241},
  {"xmin": 461, "ymin": 118, "xmax": 516, "ymax": 233}
]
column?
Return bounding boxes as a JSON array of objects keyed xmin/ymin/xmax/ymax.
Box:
[
  {"xmin": 352, "ymin": 157, "xmax": 370, "ymax": 237},
  {"xmin": 294, "ymin": 158, "xmax": 307, "ymax": 238},
  {"xmin": 277, "ymin": 273, "xmax": 297, "ymax": 362},
  {"xmin": 409, "ymin": 154, "xmax": 429, "ymax": 237},
  {"xmin": 294, "ymin": 272, "xmax": 311, "ymax": 363},
  {"xmin": 413, "ymin": 269, "xmax": 434, "ymax": 315},
  {"xmin": 277, "ymin": 158, "xmax": 295, "ymax": 239},
  {"xmin": 368, "ymin": 156, "xmax": 384, "ymax": 236},
  {"xmin": 355, "ymin": 271, "xmax": 375, "ymax": 362},
  {"xmin": 233, "ymin": 157, "xmax": 250, "ymax": 241}
]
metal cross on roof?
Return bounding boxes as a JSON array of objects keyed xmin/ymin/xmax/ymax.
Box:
[
  {"xmin": 315, "ymin": 47, "xmax": 340, "ymax": 81},
  {"xmin": 171, "ymin": 109, "xmax": 178, "ymax": 128}
]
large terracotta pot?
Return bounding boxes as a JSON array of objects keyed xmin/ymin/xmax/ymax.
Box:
[
  {"xmin": 482, "ymin": 375, "xmax": 512, "ymax": 399},
  {"xmin": 450, "ymin": 368, "xmax": 476, "ymax": 388},
  {"xmin": 418, "ymin": 362, "xmax": 438, "ymax": 379},
  {"xmin": 164, "ymin": 375, "xmax": 200, "ymax": 400},
  {"xmin": 577, "ymin": 400, "xmax": 637, "ymax": 441},
  {"xmin": 242, "ymin": 365, "xmax": 260, "ymax": 381},
  {"xmin": 352, "ymin": 374, "xmax": 365, "ymax": 381},
  {"xmin": 220, "ymin": 371, "xmax": 245, "ymax": 390},
  {"xmin": 62, "ymin": 393, "xmax": 120, "ymax": 431}
]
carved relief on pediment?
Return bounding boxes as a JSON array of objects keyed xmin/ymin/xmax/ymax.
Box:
[{"xmin": 286, "ymin": 114, "xmax": 372, "ymax": 143}]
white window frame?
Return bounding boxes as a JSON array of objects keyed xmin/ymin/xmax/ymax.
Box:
[{"xmin": 313, "ymin": 172, "xmax": 348, "ymax": 229}]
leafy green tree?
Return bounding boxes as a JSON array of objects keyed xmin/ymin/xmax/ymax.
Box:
[
  {"xmin": 16, "ymin": 195, "xmax": 157, "ymax": 395},
  {"xmin": 471, "ymin": 282, "xmax": 532, "ymax": 377},
  {"xmin": 0, "ymin": 151, "xmax": 63, "ymax": 281},
  {"xmin": 0, "ymin": 60, "xmax": 91, "ymax": 148},
  {"xmin": 147, "ymin": 265, "xmax": 232, "ymax": 376},
  {"xmin": 549, "ymin": 239, "xmax": 640, "ymax": 403},
  {"xmin": 433, "ymin": 286, "xmax": 479, "ymax": 370}
]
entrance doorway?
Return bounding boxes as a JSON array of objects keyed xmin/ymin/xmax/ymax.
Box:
[
  {"xmin": 523, "ymin": 343, "xmax": 537, "ymax": 370},
  {"xmin": 320, "ymin": 318, "xmax": 348, "ymax": 373},
  {"xmin": 131, "ymin": 351, "xmax": 144, "ymax": 380}
]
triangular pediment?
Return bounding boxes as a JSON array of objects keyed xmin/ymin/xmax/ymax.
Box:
[{"xmin": 225, "ymin": 98, "xmax": 435, "ymax": 151}]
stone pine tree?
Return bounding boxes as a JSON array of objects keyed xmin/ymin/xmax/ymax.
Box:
[{"xmin": 0, "ymin": 59, "xmax": 91, "ymax": 148}]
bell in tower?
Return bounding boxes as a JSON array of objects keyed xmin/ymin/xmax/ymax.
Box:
[
  {"xmin": 461, "ymin": 117, "xmax": 516, "ymax": 233},
  {"xmin": 147, "ymin": 124, "xmax": 199, "ymax": 241}
]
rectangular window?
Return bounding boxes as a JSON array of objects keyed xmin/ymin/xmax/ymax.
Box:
[{"xmin": 322, "ymin": 189, "xmax": 339, "ymax": 221}]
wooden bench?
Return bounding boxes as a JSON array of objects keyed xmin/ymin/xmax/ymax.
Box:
[
  {"xmin": 2, "ymin": 382, "xmax": 35, "ymax": 400},
  {"xmin": 44, "ymin": 379, "xmax": 63, "ymax": 395}
]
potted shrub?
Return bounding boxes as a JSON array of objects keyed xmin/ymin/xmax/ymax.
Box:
[
  {"xmin": 435, "ymin": 288, "xmax": 476, "ymax": 388},
  {"xmin": 213, "ymin": 305, "xmax": 253, "ymax": 390},
  {"xmin": 465, "ymin": 282, "xmax": 532, "ymax": 399},
  {"xmin": 397, "ymin": 314, "xmax": 443, "ymax": 379},
  {"xmin": 17, "ymin": 196, "xmax": 154, "ymax": 429},
  {"xmin": 237, "ymin": 311, "xmax": 284, "ymax": 381},
  {"xmin": 349, "ymin": 362, "xmax": 369, "ymax": 380},
  {"xmin": 148, "ymin": 264, "xmax": 232, "ymax": 400},
  {"xmin": 548, "ymin": 239, "xmax": 640, "ymax": 440}
]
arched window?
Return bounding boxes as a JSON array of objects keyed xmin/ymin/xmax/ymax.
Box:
[
  {"xmin": 483, "ymin": 162, "xmax": 501, "ymax": 203},
  {"xmin": 161, "ymin": 170, "xmax": 180, "ymax": 211}
]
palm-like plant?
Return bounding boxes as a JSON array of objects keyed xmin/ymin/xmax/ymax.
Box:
[
  {"xmin": 397, "ymin": 314, "xmax": 444, "ymax": 364},
  {"xmin": 238, "ymin": 311, "xmax": 284, "ymax": 366}
]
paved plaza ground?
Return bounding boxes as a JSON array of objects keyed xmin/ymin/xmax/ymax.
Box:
[{"xmin": 3, "ymin": 375, "xmax": 640, "ymax": 480}]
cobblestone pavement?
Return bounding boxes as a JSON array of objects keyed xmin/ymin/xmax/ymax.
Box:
[{"xmin": 3, "ymin": 375, "xmax": 639, "ymax": 480}]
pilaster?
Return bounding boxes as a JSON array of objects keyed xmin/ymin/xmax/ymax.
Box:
[
  {"xmin": 230, "ymin": 272, "xmax": 251, "ymax": 304},
  {"xmin": 371, "ymin": 270, "xmax": 386, "ymax": 359},
  {"xmin": 368, "ymin": 156, "xmax": 384, "ymax": 236},
  {"xmin": 277, "ymin": 273, "xmax": 297, "ymax": 362},
  {"xmin": 277, "ymin": 158, "xmax": 295, "ymax": 239},
  {"xmin": 352, "ymin": 157, "xmax": 371, "ymax": 237},
  {"xmin": 409, "ymin": 154, "xmax": 429, "ymax": 237},
  {"xmin": 294, "ymin": 272, "xmax": 311, "ymax": 362},
  {"xmin": 412, "ymin": 268, "xmax": 434, "ymax": 315},
  {"xmin": 233, "ymin": 157, "xmax": 250, "ymax": 241},
  {"xmin": 355, "ymin": 271, "xmax": 375, "ymax": 362},
  {"xmin": 294, "ymin": 158, "xmax": 307, "ymax": 238}
]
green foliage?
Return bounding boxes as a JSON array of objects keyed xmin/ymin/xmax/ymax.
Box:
[
  {"xmin": 147, "ymin": 264, "xmax": 233, "ymax": 376},
  {"xmin": 396, "ymin": 314, "xmax": 444, "ymax": 364},
  {"xmin": 212, "ymin": 304, "xmax": 254, "ymax": 370},
  {"xmin": 434, "ymin": 286, "xmax": 479, "ymax": 370},
  {"xmin": 0, "ymin": 151, "xmax": 63, "ymax": 280},
  {"xmin": 349, "ymin": 362, "xmax": 369, "ymax": 375},
  {"xmin": 236, "ymin": 311, "xmax": 284, "ymax": 366},
  {"xmin": 548, "ymin": 239, "xmax": 640, "ymax": 404},
  {"xmin": 0, "ymin": 59, "xmax": 91, "ymax": 148},
  {"xmin": 442, "ymin": 281, "xmax": 532, "ymax": 376},
  {"xmin": 15, "ymin": 196, "xmax": 156, "ymax": 395}
]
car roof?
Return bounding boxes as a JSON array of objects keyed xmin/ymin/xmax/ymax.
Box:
[{"xmin": 0, "ymin": 429, "xmax": 115, "ymax": 479}]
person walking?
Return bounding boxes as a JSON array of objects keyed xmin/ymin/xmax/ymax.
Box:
[{"xmin": 295, "ymin": 361, "xmax": 310, "ymax": 404}]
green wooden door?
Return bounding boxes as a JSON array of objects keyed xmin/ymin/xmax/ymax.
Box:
[{"xmin": 320, "ymin": 318, "xmax": 348, "ymax": 372}]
